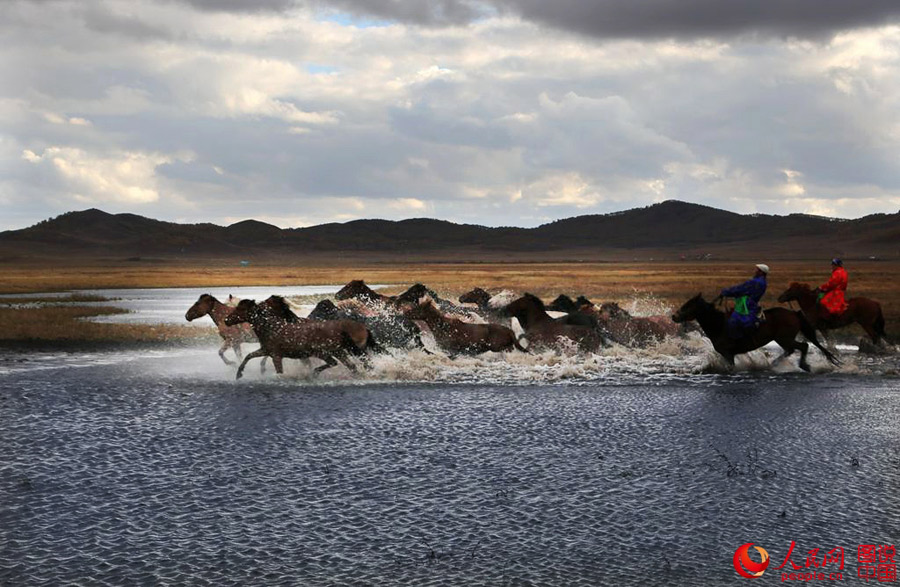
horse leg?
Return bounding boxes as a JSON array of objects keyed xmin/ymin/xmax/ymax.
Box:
[
  {"xmin": 272, "ymin": 355, "xmax": 284, "ymax": 375},
  {"xmin": 236, "ymin": 348, "xmax": 268, "ymax": 380},
  {"xmin": 334, "ymin": 349, "xmax": 360, "ymax": 373},
  {"xmin": 232, "ymin": 341, "xmax": 243, "ymax": 362},
  {"xmin": 860, "ymin": 321, "xmax": 881, "ymax": 345},
  {"xmin": 782, "ymin": 339, "xmax": 811, "ymax": 371},
  {"xmin": 259, "ymin": 356, "xmax": 267, "ymax": 374},
  {"xmin": 218, "ymin": 340, "xmax": 235, "ymax": 366},
  {"xmin": 313, "ymin": 355, "xmax": 338, "ymax": 375}
]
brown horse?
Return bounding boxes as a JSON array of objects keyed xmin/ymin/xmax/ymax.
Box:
[
  {"xmin": 224, "ymin": 296, "xmax": 382, "ymax": 379},
  {"xmin": 594, "ymin": 302, "xmax": 679, "ymax": 347},
  {"xmin": 404, "ymin": 301, "xmax": 526, "ymax": 356},
  {"xmin": 185, "ymin": 293, "xmax": 265, "ymax": 369},
  {"xmin": 335, "ymin": 280, "xmax": 389, "ymax": 303},
  {"xmin": 777, "ymin": 282, "xmax": 889, "ymax": 345},
  {"xmin": 504, "ymin": 294, "xmax": 604, "ymax": 352},
  {"xmin": 671, "ymin": 294, "xmax": 839, "ymax": 371}
]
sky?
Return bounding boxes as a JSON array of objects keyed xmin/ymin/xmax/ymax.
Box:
[{"xmin": 3, "ymin": 0, "xmax": 900, "ymax": 230}]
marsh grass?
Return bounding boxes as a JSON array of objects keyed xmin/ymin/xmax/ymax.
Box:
[{"xmin": 0, "ymin": 305, "xmax": 215, "ymax": 344}]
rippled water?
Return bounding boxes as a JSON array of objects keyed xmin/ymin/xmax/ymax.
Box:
[{"xmin": 1, "ymin": 342, "xmax": 899, "ymax": 586}]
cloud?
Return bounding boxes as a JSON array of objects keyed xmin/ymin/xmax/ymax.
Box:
[
  {"xmin": 21, "ymin": 146, "xmax": 188, "ymax": 204},
  {"xmin": 4, "ymin": 0, "xmax": 900, "ymax": 232}
]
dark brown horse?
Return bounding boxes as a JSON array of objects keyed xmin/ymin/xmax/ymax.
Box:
[
  {"xmin": 504, "ymin": 294, "xmax": 604, "ymax": 352},
  {"xmin": 777, "ymin": 282, "xmax": 889, "ymax": 344},
  {"xmin": 404, "ymin": 301, "xmax": 526, "ymax": 355},
  {"xmin": 224, "ymin": 296, "xmax": 382, "ymax": 379},
  {"xmin": 185, "ymin": 293, "xmax": 265, "ymax": 368},
  {"xmin": 671, "ymin": 294, "xmax": 839, "ymax": 371},
  {"xmin": 335, "ymin": 280, "xmax": 389, "ymax": 303}
]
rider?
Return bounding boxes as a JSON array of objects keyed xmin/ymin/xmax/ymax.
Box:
[
  {"xmin": 816, "ymin": 258, "xmax": 848, "ymax": 316},
  {"xmin": 719, "ymin": 264, "xmax": 769, "ymax": 339}
]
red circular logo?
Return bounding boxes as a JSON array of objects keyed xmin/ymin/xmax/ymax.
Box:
[{"xmin": 734, "ymin": 542, "xmax": 770, "ymax": 579}]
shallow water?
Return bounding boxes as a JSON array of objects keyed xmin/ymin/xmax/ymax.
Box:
[
  {"xmin": 0, "ymin": 285, "xmax": 366, "ymax": 326},
  {"xmin": 2, "ymin": 286, "xmax": 899, "ymax": 584},
  {"xmin": 1, "ymin": 342, "xmax": 899, "ymax": 586}
]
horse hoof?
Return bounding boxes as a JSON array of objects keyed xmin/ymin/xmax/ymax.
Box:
[{"xmin": 235, "ymin": 371, "xmax": 243, "ymax": 380}]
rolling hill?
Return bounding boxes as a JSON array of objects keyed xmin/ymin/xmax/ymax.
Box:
[{"xmin": 1, "ymin": 200, "xmax": 897, "ymax": 261}]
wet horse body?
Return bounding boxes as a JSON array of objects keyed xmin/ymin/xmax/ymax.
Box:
[
  {"xmin": 309, "ymin": 299, "xmax": 431, "ymax": 352},
  {"xmin": 225, "ymin": 296, "xmax": 380, "ymax": 378},
  {"xmin": 671, "ymin": 294, "xmax": 838, "ymax": 371},
  {"xmin": 777, "ymin": 282, "xmax": 889, "ymax": 345},
  {"xmin": 504, "ymin": 294, "xmax": 604, "ymax": 352},
  {"xmin": 405, "ymin": 301, "xmax": 525, "ymax": 355},
  {"xmin": 185, "ymin": 293, "xmax": 260, "ymax": 366}
]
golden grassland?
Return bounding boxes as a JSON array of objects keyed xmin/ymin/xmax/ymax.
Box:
[
  {"xmin": 0, "ymin": 305, "xmax": 215, "ymax": 345},
  {"xmin": 0, "ymin": 259, "xmax": 896, "ymax": 342}
]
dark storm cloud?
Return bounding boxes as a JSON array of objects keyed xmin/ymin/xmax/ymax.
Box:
[
  {"xmin": 500, "ymin": 0, "xmax": 900, "ymax": 39},
  {"xmin": 314, "ymin": 0, "xmax": 900, "ymax": 38}
]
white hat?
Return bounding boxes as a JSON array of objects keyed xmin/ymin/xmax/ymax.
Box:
[{"xmin": 755, "ymin": 263, "xmax": 770, "ymax": 274}]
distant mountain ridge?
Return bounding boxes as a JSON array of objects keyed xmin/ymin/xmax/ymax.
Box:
[{"xmin": 1, "ymin": 200, "xmax": 897, "ymax": 261}]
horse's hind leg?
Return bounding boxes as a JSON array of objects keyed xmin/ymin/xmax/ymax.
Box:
[
  {"xmin": 232, "ymin": 341, "xmax": 243, "ymax": 362},
  {"xmin": 794, "ymin": 341, "xmax": 810, "ymax": 372},
  {"xmin": 334, "ymin": 349, "xmax": 360, "ymax": 373},
  {"xmin": 272, "ymin": 355, "xmax": 284, "ymax": 374},
  {"xmin": 218, "ymin": 340, "xmax": 235, "ymax": 366},
  {"xmin": 313, "ymin": 355, "xmax": 338, "ymax": 375}
]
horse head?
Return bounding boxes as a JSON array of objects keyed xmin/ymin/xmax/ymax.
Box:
[
  {"xmin": 185, "ymin": 293, "xmax": 217, "ymax": 321},
  {"xmin": 308, "ymin": 299, "xmax": 340, "ymax": 320},
  {"xmin": 671, "ymin": 293, "xmax": 708, "ymax": 323},
  {"xmin": 335, "ymin": 280, "xmax": 379, "ymax": 301},
  {"xmin": 547, "ymin": 294, "xmax": 577, "ymax": 313},
  {"xmin": 395, "ymin": 283, "xmax": 432, "ymax": 305},
  {"xmin": 575, "ymin": 296, "xmax": 595, "ymax": 308},
  {"xmin": 459, "ymin": 287, "xmax": 491, "ymax": 306},
  {"xmin": 224, "ymin": 298, "xmax": 256, "ymax": 326},
  {"xmin": 777, "ymin": 282, "xmax": 813, "ymax": 303},
  {"xmin": 599, "ymin": 302, "xmax": 631, "ymax": 320},
  {"xmin": 503, "ymin": 293, "xmax": 546, "ymax": 321},
  {"xmin": 404, "ymin": 300, "xmax": 440, "ymax": 322}
]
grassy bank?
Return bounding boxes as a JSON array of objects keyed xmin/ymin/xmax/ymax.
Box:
[{"xmin": 0, "ymin": 305, "xmax": 215, "ymax": 346}]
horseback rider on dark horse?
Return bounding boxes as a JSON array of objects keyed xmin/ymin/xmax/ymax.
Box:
[
  {"xmin": 777, "ymin": 259, "xmax": 889, "ymax": 346},
  {"xmin": 717, "ymin": 263, "xmax": 769, "ymax": 340}
]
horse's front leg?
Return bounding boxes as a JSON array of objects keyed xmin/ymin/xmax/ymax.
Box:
[
  {"xmin": 236, "ymin": 349, "xmax": 268, "ymax": 379},
  {"xmin": 218, "ymin": 339, "xmax": 235, "ymax": 366}
]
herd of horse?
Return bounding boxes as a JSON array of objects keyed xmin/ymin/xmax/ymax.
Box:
[{"xmin": 184, "ymin": 279, "xmax": 890, "ymax": 378}]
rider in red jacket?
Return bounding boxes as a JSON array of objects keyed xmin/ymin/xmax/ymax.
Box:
[{"xmin": 817, "ymin": 258, "xmax": 848, "ymax": 315}]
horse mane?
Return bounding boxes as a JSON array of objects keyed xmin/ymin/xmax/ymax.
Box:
[
  {"xmin": 266, "ymin": 295, "xmax": 302, "ymax": 322},
  {"xmin": 575, "ymin": 295, "xmax": 594, "ymax": 307},
  {"xmin": 788, "ymin": 282, "xmax": 812, "ymax": 292},
  {"xmin": 522, "ymin": 293, "xmax": 546, "ymax": 310}
]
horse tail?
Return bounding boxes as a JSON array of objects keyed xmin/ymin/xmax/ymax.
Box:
[{"xmin": 797, "ymin": 311, "xmax": 841, "ymax": 366}]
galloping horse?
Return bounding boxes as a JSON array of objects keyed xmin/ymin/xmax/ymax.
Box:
[
  {"xmin": 777, "ymin": 282, "xmax": 889, "ymax": 345},
  {"xmin": 671, "ymin": 294, "xmax": 839, "ymax": 371},
  {"xmin": 185, "ymin": 293, "xmax": 265, "ymax": 369},
  {"xmin": 504, "ymin": 294, "xmax": 604, "ymax": 352},
  {"xmin": 225, "ymin": 296, "xmax": 382, "ymax": 379},
  {"xmin": 309, "ymin": 299, "xmax": 432, "ymax": 353},
  {"xmin": 405, "ymin": 301, "xmax": 526, "ymax": 356}
]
